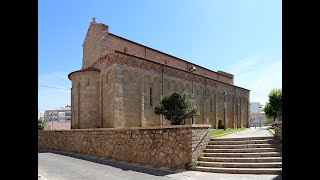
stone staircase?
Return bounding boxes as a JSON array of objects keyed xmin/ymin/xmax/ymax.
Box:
[{"xmin": 192, "ymin": 136, "xmax": 282, "ymax": 174}]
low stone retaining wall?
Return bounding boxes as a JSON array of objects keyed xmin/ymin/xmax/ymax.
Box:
[
  {"xmin": 38, "ymin": 124, "xmax": 211, "ymax": 169},
  {"xmin": 273, "ymin": 121, "xmax": 282, "ymax": 142},
  {"xmin": 45, "ymin": 121, "xmax": 71, "ymax": 130}
]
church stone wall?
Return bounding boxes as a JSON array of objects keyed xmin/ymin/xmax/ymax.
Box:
[
  {"xmin": 70, "ymin": 71, "xmax": 100, "ymax": 129},
  {"xmin": 81, "ymin": 21, "xmax": 234, "ymax": 85},
  {"xmin": 89, "ymin": 52, "xmax": 249, "ymax": 129},
  {"xmin": 100, "ymin": 64, "xmax": 117, "ymax": 128},
  {"xmin": 70, "ymin": 20, "xmax": 250, "ymax": 129},
  {"xmin": 82, "ymin": 22, "xmax": 108, "ymax": 69},
  {"xmin": 103, "ymin": 34, "xmax": 234, "ymax": 85}
]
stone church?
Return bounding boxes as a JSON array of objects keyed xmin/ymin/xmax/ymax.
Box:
[{"xmin": 68, "ymin": 18, "xmax": 250, "ymax": 129}]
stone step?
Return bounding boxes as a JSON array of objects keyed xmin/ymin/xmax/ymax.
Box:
[
  {"xmin": 192, "ymin": 166, "xmax": 282, "ymax": 174},
  {"xmin": 209, "ymin": 139, "xmax": 279, "ymax": 145},
  {"xmin": 212, "ymin": 136, "xmax": 274, "ymax": 141},
  {"xmin": 198, "ymin": 161, "xmax": 282, "ymax": 168},
  {"xmin": 204, "ymin": 148, "xmax": 279, "ymax": 153},
  {"xmin": 199, "ymin": 156, "xmax": 282, "ymax": 163},
  {"xmin": 206, "ymin": 144, "xmax": 282, "ymax": 149},
  {"xmin": 203, "ymin": 152, "xmax": 282, "ymax": 158}
]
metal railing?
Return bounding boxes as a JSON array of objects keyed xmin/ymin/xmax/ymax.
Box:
[{"xmin": 192, "ymin": 126, "xmax": 211, "ymax": 153}]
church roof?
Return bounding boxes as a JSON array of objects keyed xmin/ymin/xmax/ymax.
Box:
[
  {"xmin": 68, "ymin": 67, "xmax": 100, "ymax": 80},
  {"xmin": 109, "ymin": 33, "xmax": 234, "ymax": 79}
]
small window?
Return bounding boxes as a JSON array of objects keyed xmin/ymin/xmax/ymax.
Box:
[
  {"xmin": 150, "ymin": 88, "xmax": 153, "ymax": 107},
  {"xmin": 124, "ymin": 47, "xmax": 127, "ymax": 53},
  {"xmin": 210, "ymin": 99, "xmax": 213, "ymax": 112}
]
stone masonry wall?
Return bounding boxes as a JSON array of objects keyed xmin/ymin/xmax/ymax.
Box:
[
  {"xmin": 70, "ymin": 20, "xmax": 250, "ymax": 130},
  {"xmin": 273, "ymin": 121, "xmax": 282, "ymax": 142},
  {"xmin": 191, "ymin": 127, "xmax": 211, "ymax": 161},
  {"xmin": 104, "ymin": 34, "xmax": 234, "ymax": 85},
  {"xmin": 81, "ymin": 20, "xmax": 234, "ymax": 84},
  {"xmin": 38, "ymin": 125, "xmax": 211, "ymax": 169},
  {"xmin": 82, "ymin": 22, "xmax": 108, "ymax": 69},
  {"xmin": 96, "ymin": 52, "xmax": 249, "ymax": 129},
  {"xmin": 70, "ymin": 71, "xmax": 100, "ymax": 129}
]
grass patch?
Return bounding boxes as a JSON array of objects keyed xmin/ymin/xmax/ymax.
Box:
[{"xmin": 210, "ymin": 128, "xmax": 248, "ymax": 138}]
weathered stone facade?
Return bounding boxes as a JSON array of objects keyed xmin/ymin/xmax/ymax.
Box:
[
  {"xmin": 38, "ymin": 125, "xmax": 211, "ymax": 169},
  {"xmin": 273, "ymin": 121, "xmax": 282, "ymax": 142},
  {"xmin": 68, "ymin": 19, "xmax": 250, "ymax": 129}
]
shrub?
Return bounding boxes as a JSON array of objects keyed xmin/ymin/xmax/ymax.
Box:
[
  {"xmin": 154, "ymin": 92, "xmax": 200, "ymax": 125},
  {"xmin": 38, "ymin": 119, "xmax": 45, "ymax": 130},
  {"xmin": 186, "ymin": 160, "xmax": 199, "ymax": 170},
  {"xmin": 218, "ymin": 120, "xmax": 228, "ymax": 129},
  {"xmin": 264, "ymin": 118, "xmax": 274, "ymax": 126}
]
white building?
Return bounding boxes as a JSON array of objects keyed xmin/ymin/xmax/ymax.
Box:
[
  {"xmin": 250, "ymin": 102, "xmax": 263, "ymax": 113},
  {"xmin": 249, "ymin": 102, "xmax": 268, "ymax": 127},
  {"xmin": 45, "ymin": 105, "xmax": 71, "ymax": 122},
  {"xmin": 38, "ymin": 111, "xmax": 44, "ymax": 120},
  {"xmin": 250, "ymin": 112, "xmax": 267, "ymax": 127}
]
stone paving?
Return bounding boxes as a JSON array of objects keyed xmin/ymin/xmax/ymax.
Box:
[{"xmin": 215, "ymin": 126, "xmax": 273, "ymax": 139}]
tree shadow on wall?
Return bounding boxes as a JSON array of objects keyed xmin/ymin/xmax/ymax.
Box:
[{"xmin": 38, "ymin": 149, "xmax": 185, "ymax": 176}]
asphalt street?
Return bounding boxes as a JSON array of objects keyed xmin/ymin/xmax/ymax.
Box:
[{"xmin": 38, "ymin": 150, "xmax": 282, "ymax": 180}]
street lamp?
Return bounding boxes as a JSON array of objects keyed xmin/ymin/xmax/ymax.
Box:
[
  {"xmin": 223, "ymin": 91, "xmax": 227, "ymax": 131},
  {"xmin": 188, "ymin": 65, "xmax": 196, "ymax": 124},
  {"xmin": 236, "ymin": 102, "xmax": 239, "ymax": 129},
  {"xmin": 259, "ymin": 117, "xmax": 261, "ymax": 128}
]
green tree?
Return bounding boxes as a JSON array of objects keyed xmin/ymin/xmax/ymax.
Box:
[
  {"xmin": 38, "ymin": 119, "xmax": 45, "ymax": 130},
  {"xmin": 264, "ymin": 117, "xmax": 274, "ymax": 126},
  {"xmin": 154, "ymin": 92, "xmax": 200, "ymax": 125},
  {"xmin": 264, "ymin": 102, "xmax": 277, "ymax": 121},
  {"xmin": 268, "ymin": 88, "xmax": 282, "ymax": 113},
  {"xmin": 264, "ymin": 88, "xmax": 282, "ymax": 122}
]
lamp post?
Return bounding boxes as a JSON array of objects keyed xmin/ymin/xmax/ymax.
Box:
[
  {"xmin": 259, "ymin": 117, "xmax": 261, "ymax": 128},
  {"xmin": 188, "ymin": 65, "xmax": 196, "ymax": 124},
  {"xmin": 191, "ymin": 75, "xmax": 194, "ymax": 124},
  {"xmin": 236, "ymin": 102, "xmax": 239, "ymax": 129},
  {"xmin": 223, "ymin": 91, "xmax": 227, "ymax": 131},
  {"xmin": 161, "ymin": 63, "xmax": 164, "ymax": 126}
]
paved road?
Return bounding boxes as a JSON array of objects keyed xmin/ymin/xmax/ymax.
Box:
[
  {"xmin": 39, "ymin": 150, "xmax": 281, "ymax": 180},
  {"xmin": 215, "ymin": 126, "xmax": 274, "ymax": 139}
]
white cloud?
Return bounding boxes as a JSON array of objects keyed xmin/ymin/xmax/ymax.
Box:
[
  {"xmin": 38, "ymin": 71, "xmax": 71, "ymax": 111},
  {"xmin": 226, "ymin": 56, "xmax": 282, "ymax": 106}
]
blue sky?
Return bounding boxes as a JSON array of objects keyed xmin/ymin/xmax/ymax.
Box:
[{"xmin": 38, "ymin": 0, "xmax": 282, "ymax": 111}]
